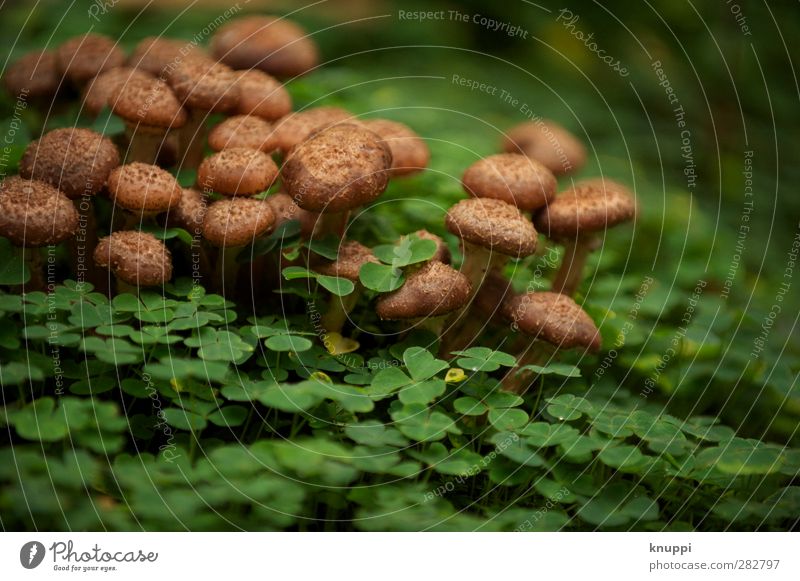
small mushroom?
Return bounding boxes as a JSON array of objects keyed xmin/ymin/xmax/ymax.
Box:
[
  {"xmin": 202, "ymin": 197, "xmax": 276, "ymax": 293},
  {"xmin": 376, "ymin": 260, "xmax": 472, "ymax": 337},
  {"xmin": 210, "ymin": 15, "xmax": 319, "ymax": 77},
  {"xmin": 167, "ymin": 188, "xmax": 207, "ymax": 235},
  {"xmin": 314, "ymin": 240, "xmax": 379, "ymax": 337},
  {"xmin": 94, "ymin": 230, "xmax": 173, "ymax": 291},
  {"xmin": 107, "ymin": 162, "xmax": 182, "ymax": 228},
  {"xmin": 82, "ymin": 66, "xmax": 152, "ymax": 118},
  {"xmin": 128, "ymin": 37, "xmax": 203, "ymax": 77},
  {"xmin": 281, "ymin": 123, "xmax": 391, "ymax": 238},
  {"xmin": 165, "ymin": 56, "xmax": 241, "ymax": 168},
  {"xmin": 197, "ymin": 148, "xmax": 279, "ymax": 197},
  {"xmin": 444, "ymin": 197, "xmax": 538, "ymax": 298},
  {"xmin": 56, "ymin": 33, "xmax": 126, "ymax": 87},
  {"xmin": 110, "ymin": 74, "xmax": 187, "ymax": 164},
  {"xmin": 534, "ymin": 178, "xmax": 636, "ymax": 297},
  {"xmin": 207, "ymin": 115, "xmax": 278, "ymax": 153},
  {"xmin": 361, "ymin": 119, "xmax": 429, "ymax": 177},
  {"xmin": 264, "ymin": 191, "xmax": 316, "ymax": 239},
  {"xmin": 462, "ymin": 153, "xmax": 557, "ymax": 212},
  {"xmin": 501, "ymin": 292, "xmax": 601, "ymax": 392},
  {"xmin": 271, "ymin": 106, "xmax": 352, "ymax": 154},
  {"xmin": 502, "ymin": 119, "xmax": 586, "ymax": 176},
  {"xmin": 0, "ymin": 176, "xmax": 79, "ymax": 291},
  {"xmin": 3, "ymin": 49, "xmax": 61, "ymax": 103},
  {"xmin": 233, "ymin": 69, "xmax": 292, "ymax": 120}
]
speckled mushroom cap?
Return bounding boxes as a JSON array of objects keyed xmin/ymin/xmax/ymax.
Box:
[
  {"xmin": 234, "ymin": 70, "xmax": 292, "ymax": 120},
  {"xmin": 202, "ymin": 197, "xmax": 275, "ymax": 247},
  {"xmin": 445, "ymin": 198, "xmax": 538, "ymax": 258},
  {"xmin": 533, "ymin": 178, "xmax": 636, "ymax": 239},
  {"xmin": 56, "ymin": 34, "xmax": 126, "ymax": 85},
  {"xmin": 502, "ymin": 120, "xmax": 586, "ymax": 176},
  {"xmin": 503, "ymin": 291, "xmax": 601, "ymax": 353},
  {"xmin": 128, "ymin": 37, "xmax": 203, "ymax": 77},
  {"xmin": 110, "ymin": 75, "xmax": 187, "ymax": 131},
  {"xmin": 264, "ymin": 192, "xmax": 315, "ymax": 237},
  {"xmin": 462, "ymin": 153, "xmax": 557, "ymax": 212},
  {"xmin": 166, "ymin": 57, "xmax": 240, "ymax": 113},
  {"xmin": 409, "ymin": 229, "xmax": 450, "ymax": 264},
  {"xmin": 19, "ymin": 128, "xmax": 120, "ymax": 199},
  {"xmin": 3, "ymin": 50, "xmax": 61, "ymax": 99},
  {"xmin": 94, "ymin": 230, "xmax": 173, "ymax": 287},
  {"xmin": 361, "ymin": 119, "xmax": 429, "ymax": 177},
  {"xmin": 82, "ymin": 67, "xmax": 153, "ymax": 117},
  {"xmin": 167, "ymin": 188, "xmax": 207, "ymax": 233},
  {"xmin": 197, "ymin": 148, "xmax": 279, "ymax": 197},
  {"xmin": 107, "ymin": 162, "xmax": 182, "ymax": 214},
  {"xmin": 207, "ymin": 115, "xmax": 278, "ymax": 153},
  {"xmin": 314, "ymin": 240, "xmax": 378, "ymax": 282},
  {"xmin": 0, "ymin": 176, "xmax": 78, "ymax": 246},
  {"xmin": 210, "ymin": 15, "xmax": 319, "ymax": 77},
  {"xmin": 376, "ymin": 261, "xmax": 471, "ymax": 320},
  {"xmin": 272, "ymin": 106, "xmax": 352, "ymax": 153},
  {"xmin": 282, "ymin": 123, "xmax": 391, "ymax": 213}
]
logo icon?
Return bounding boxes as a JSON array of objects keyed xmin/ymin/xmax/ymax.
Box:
[{"xmin": 20, "ymin": 541, "xmax": 46, "ymax": 569}]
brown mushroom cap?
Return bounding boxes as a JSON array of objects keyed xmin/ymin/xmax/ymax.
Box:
[
  {"xmin": 272, "ymin": 106, "xmax": 352, "ymax": 153},
  {"xmin": 409, "ymin": 229, "xmax": 450, "ymax": 264},
  {"xmin": 0, "ymin": 176, "xmax": 78, "ymax": 246},
  {"xmin": 376, "ymin": 261, "xmax": 471, "ymax": 320},
  {"xmin": 202, "ymin": 197, "xmax": 276, "ymax": 247},
  {"xmin": 167, "ymin": 188, "xmax": 207, "ymax": 233},
  {"xmin": 502, "ymin": 120, "xmax": 586, "ymax": 176},
  {"xmin": 110, "ymin": 74, "xmax": 187, "ymax": 131},
  {"xmin": 3, "ymin": 50, "xmax": 61, "ymax": 99},
  {"xmin": 197, "ymin": 148, "xmax": 279, "ymax": 197},
  {"xmin": 361, "ymin": 119, "xmax": 429, "ymax": 177},
  {"xmin": 107, "ymin": 162, "xmax": 182, "ymax": 214},
  {"xmin": 19, "ymin": 128, "xmax": 120, "ymax": 199},
  {"xmin": 282, "ymin": 123, "xmax": 391, "ymax": 213},
  {"xmin": 128, "ymin": 37, "xmax": 203, "ymax": 77},
  {"xmin": 210, "ymin": 15, "xmax": 319, "ymax": 77},
  {"xmin": 503, "ymin": 291, "xmax": 601, "ymax": 353},
  {"xmin": 207, "ymin": 115, "xmax": 278, "ymax": 153},
  {"xmin": 166, "ymin": 57, "xmax": 240, "ymax": 113},
  {"xmin": 472, "ymin": 270, "xmax": 516, "ymax": 319},
  {"xmin": 533, "ymin": 178, "xmax": 636, "ymax": 239},
  {"xmin": 82, "ymin": 67, "xmax": 153, "ymax": 117},
  {"xmin": 462, "ymin": 153, "xmax": 557, "ymax": 212},
  {"xmin": 264, "ymin": 192, "xmax": 316, "ymax": 238},
  {"xmin": 234, "ymin": 69, "xmax": 292, "ymax": 120},
  {"xmin": 445, "ymin": 198, "xmax": 538, "ymax": 258},
  {"xmin": 94, "ymin": 230, "xmax": 173, "ymax": 287},
  {"xmin": 314, "ymin": 240, "xmax": 378, "ymax": 282},
  {"xmin": 56, "ymin": 34, "xmax": 126, "ymax": 85}
]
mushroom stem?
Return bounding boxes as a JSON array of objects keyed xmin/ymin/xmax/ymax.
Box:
[
  {"xmin": 177, "ymin": 110, "xmax": 207, "ymax": 170},
  {"xmin": 124, "ymin": 125, "xmax": 165, "ymax": 165},
  {"xmin": 216, "ymin": 245, "xmax": 243, "ymax": 295},
  {"xmin": 69, "ymin": 199, "xmax": 106, "ymax": 292},
  {"xmin": 551, "ymin": 234, "xmax": 599, "ymax": 297},
  {"xmin": 321, "ymin": 287, "xmax": 361, "ymax": 335},
  {"xmin": 501, "ymin": 342, "xmax": 551, "ymax": 394},
  {"xmin": 20, "ymin": 247, "xmax": 46, "ymax": 292},
  {"xmin": 459, "ymin": 242, "xmax": 508, "ymax": 299},
  {"xmin": 309, "ymin": 211, "xmax": 350, "ymax": 240}
]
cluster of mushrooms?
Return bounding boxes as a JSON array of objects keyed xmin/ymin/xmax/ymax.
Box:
[{"xmin": 0, "ymin": 15, "xmax": 636, "ymax": 393}]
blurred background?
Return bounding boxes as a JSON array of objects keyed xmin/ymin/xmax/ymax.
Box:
[{"xmin": 2, "ymin": 0, "xmax": 799, "ymax": 442}]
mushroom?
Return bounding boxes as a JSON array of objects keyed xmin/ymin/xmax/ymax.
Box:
[
  {"xmin": 207, "ymin": 115, "xmax": 278, "ymax": 153},
  {"xmin": 109, "ymin": 74, "xmax": 187, "ymax": 164},
  {"xmin": 0, "ymin": 176, "xmax": 79, "ymax": 291},
  {"xmin": 94, "ymin": 230, "xmax": 173, "ymax": 292},
  {"xmin": 281, "ymin": 123, "xmax": 391, "ymax": 238},
  {"xmin": 534, "ymin": 178, "xmax": 636, "ymax": 297},
  {"xmin": 56, "ymin": 33, "xmax": 126, "ymax": 87},
  {"xmin": 210, "ymin": 15, "xmax": 319, "ymax": 77},
  {"xmin": 128, "ymin": 37, "xmax": 203, "ymax": 77},
  {"xmin": 376, "ymin": 260, "xmax": 472, "ymax": 338},
  {"xmin": 271, "ymin": 106, "xmax": 352, "ymax": 154},
  {"xmin": 361, "ymin": 119, "xmax": 429, "ymax": 177},
  {"xmin": 314, "ymin": 240, "xmax": 379, "ymax": 338},
  {"xmin": 165, "ymin": 56, "xmax": 241, "ymax": 168},
  {"xmin": 81, "ymin": 66, "xmax": 152, "ymax": 118},
  {"xmin": 444, "ymin": 197, "xmax": 538, "ymax": 298},
  {"xmin": 264, "ymin": 191, "xmax": 316, "ymax": 239},
  {"xmin": 500, "ymin": 292, "xmax": 601, "ymax": 393},
  {"xmin": 19, "ymin": 127, "xmax": 120, "ymax": 288},
  {"xmin": 233, "ymin": 69, "xmax": 292, "ymax": 121},
  {"xmin": 164, "ymin": 187, "xmax": 211, "ymax": 280},
  {"xmin": 107, "ymin": 162, "xmax": 182, "ymax": 228},
  {"xmin": 202, "ymin": 197, "xmax": 276, "ymax": 293},
  {"xmin": 462, "ymin": 153, "xmax": 557, "ymax": 212},
  {"xmin": 502, "ymin": 119, "xmax": 586, "ymax": 177},
  {"xmin": 197, "ymin": 148, "xmax": 279, "ymax": 197},
  {"xmin": 3, "ymin": 49, "xmax": 61, "ymax": 104}
]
